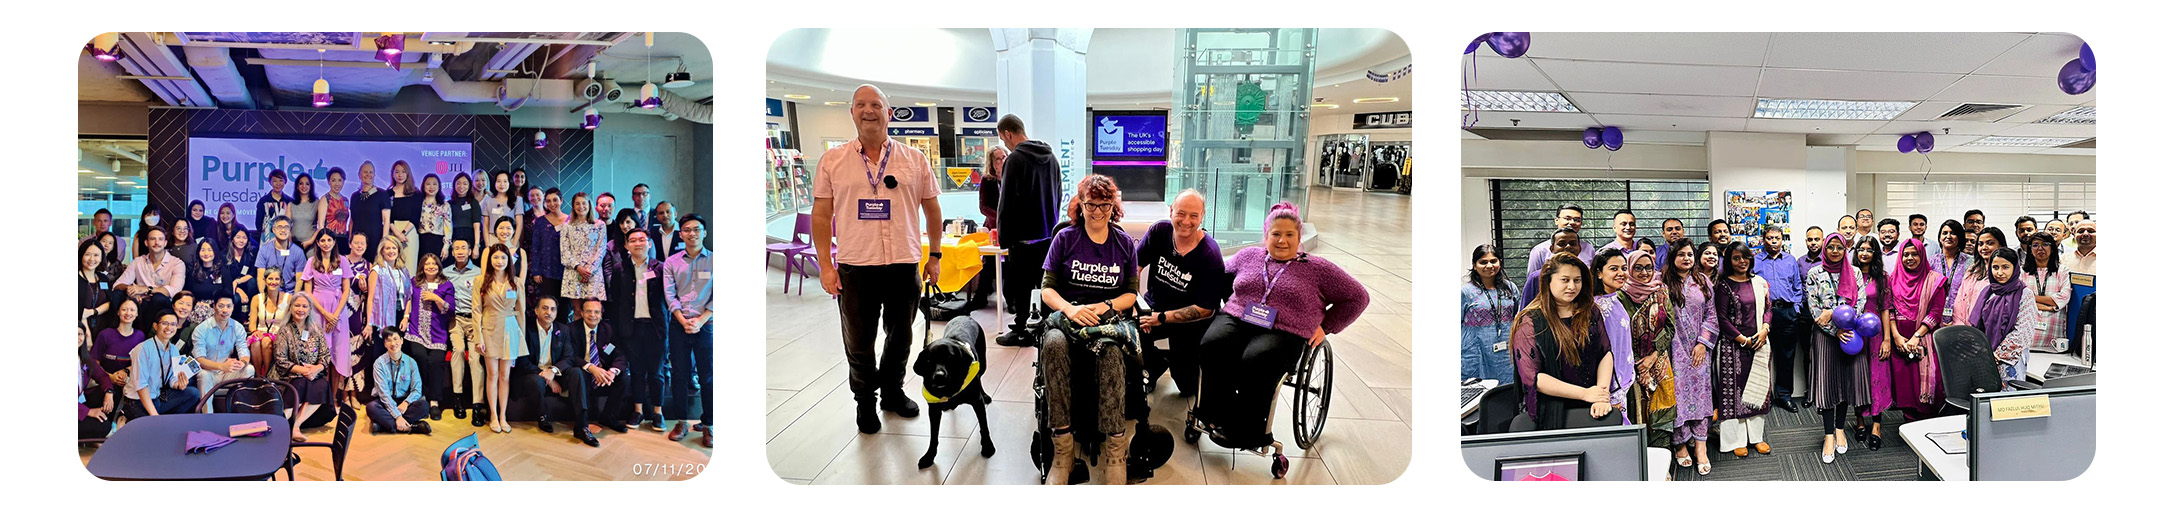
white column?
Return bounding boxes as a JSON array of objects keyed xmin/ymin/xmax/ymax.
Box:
[{"xmin": 991, "ymin": 29, "xmax": 1092, "ymax": 199}]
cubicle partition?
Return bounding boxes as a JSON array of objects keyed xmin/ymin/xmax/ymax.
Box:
[
  {"xmin": 1461, "ymin": 424, "xmax": 1650, "ymax": 481},
  {"xmin": 1969, "ymin": 386, "xmax": 2096, "ymax": 481}
]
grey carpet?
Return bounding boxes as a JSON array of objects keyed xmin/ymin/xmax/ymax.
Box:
[{"xmin": 1665, "ymin": 405, "xmax": 1925, "ymax": 481}]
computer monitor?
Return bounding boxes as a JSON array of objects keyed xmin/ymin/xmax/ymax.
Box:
[
  {"xmin": 1462, "ymin": 424, "xmax": 1649, "ymax": 481},
  {"xmin": 1969, "ymin": 386, "xmax": 2095, "ymax": 481}
]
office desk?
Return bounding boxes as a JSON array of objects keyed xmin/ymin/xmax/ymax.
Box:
[
  {"xmin": 1899, "ymin": 415, "xmax": 1968, "ymax": 481},
  {"xmin": 86, "ymin": 413, "xmax": 293, "ymax": 481},
  {"xmin": 2027, "ymin": 352, "xmax": 2091, "ymax": 383}
]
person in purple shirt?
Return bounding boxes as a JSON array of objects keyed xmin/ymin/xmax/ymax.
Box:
[
  {"xmin": 1521, "ymin": 228, "xmax": 1585, "ymax": 306},
  {"xmin": 1527, "ymin": 203, "xmax": 1594, "ymax": 274},
  {"xmin": 1199, "ymin": 201, "xmax": 1370, "ymax": 446},
  {"xmin": 1135, "ymin": 190, "xmax": 1229, "ymax": 398},
  {"xmin": 1751, "ymin": 226, "xmax": 1808, "ymax": 411},
  {"xmin": 1601, "ymin": 209, "xmax": 1639, "ymax": 253},
  {"xmin": 1655, "ymin": 218, "xmax": 1687, "ymax": 272},
  {"xmin": 1036, "ymin": 174, "xmax": 1140, "ymax": 485},
  {"xmin": 529, "ymin": 189, "xmax": 568, "ymax": 320},
  {"xmin": 406, "ymin": 253, "xmax": 456, "ymax": 419}
]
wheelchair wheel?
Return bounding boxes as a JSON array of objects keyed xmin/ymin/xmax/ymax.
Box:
[
  {"xmin": 1271, "ymin": 453, "xmax": 1290, "ymax": 479},
  {"xmin": 1290, "ymin": 343, "xmax": 1334, "ymax": 451}
]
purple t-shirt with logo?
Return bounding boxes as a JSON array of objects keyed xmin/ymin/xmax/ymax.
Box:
[
  {"xmin": 1041, "ymin": 225, "xmax": 1138, "ymax": 304},
  {"xmin": 1136, "ymin": 221, "xmax": 1229, "ymax": 312}
]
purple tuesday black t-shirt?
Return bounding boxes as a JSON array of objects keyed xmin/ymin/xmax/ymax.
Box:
[
  {"xmin": 1042, "ymin": 225, "xmax": 1138, "ymax": 304},
  {"xmin": 1137, "ymin": 221, "xmax": 1229, "ymax": 312}
]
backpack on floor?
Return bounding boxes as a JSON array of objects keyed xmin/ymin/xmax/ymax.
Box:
[{"xmin": 440, "ymin": 433, "xmax": 502, "ymax": 481}]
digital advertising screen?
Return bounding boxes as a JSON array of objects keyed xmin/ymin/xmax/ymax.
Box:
[{"xmin": 1091, "ymin": 114, "xmax": 1167, "ymax": 159}]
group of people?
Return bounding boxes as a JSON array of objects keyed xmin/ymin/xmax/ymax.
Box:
[
  {"xmin": 78, "ymin": 161, "xmax": 715, "ymax": 450},
  {"xmin": 1463, "ymin": 203, "xmax": 2096, "ymax": 475},
  {"xmin": 808, "ymin": 85, "xmax": 1371, "ymax": 484}
]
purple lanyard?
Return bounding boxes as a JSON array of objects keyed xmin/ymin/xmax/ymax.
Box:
[
  {"xmin": 1259, "ymin": 257, "xmax": 1293, "ymax": 304},
  {"xmin": 863, "ymin": 142, "xmax": 892, "ymax": 196}
]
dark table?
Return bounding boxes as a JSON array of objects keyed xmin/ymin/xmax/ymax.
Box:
[{"xmin": 86, "ymin": 413, "xmax": 292, "ymax": 481}]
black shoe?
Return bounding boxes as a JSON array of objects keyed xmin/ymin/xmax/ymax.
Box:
[
  {"xmin": 576, "ymin": 430, "xmax": 600, "ymax": 447},
  {"xmin": 1801, "ymin": 399, "xmax": 1814, "ymax": 409},
  {"xmin": 646, "ymin": 414, "xmax": 667, "ymax": 431},
  {"xmin": 454, "ymin": 406, "xmax": 467, "ymax": 419},
  {"xmin": 372, "ymin": 423, "xmax": 388, "ymax": 434},
  {"xmin": 1867, "ymin": 429, "xmax": 1883, "ymax": 450},
  {"xmin": 1775, "ymin": 397, "xmax": 1799, "ymax": 413},
  {"xmin": 414, "ymin": 421, "xmax": 432, "ymax": 435},
  {"xmin": 471, "ymin": 406, "xmax": 488, "ymax": 427},
  {"xmin": 997, "ymin": 330, "xmax": 1036, "ymax": 348},
  {"xmin": 605, "ymin": 421, "xmax": 630, "ymax": 434},
  {"xmin": 881, "ymin": 394, "xmax": 921, "ymax": 418},
  {"xmin": 539, "ymin": 419, "xmax": 556, "ymax": 434},
  {"xmin": 433, "ymin": 406, "xmax": 446, "ymax": 421},
  {"xmin": 856, "ymin": 402, "xmax": 881, "ymax": 434}
]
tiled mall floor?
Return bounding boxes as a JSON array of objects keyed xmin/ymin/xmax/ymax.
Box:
[{"xmin": 764, "ymin": 187, "xmax": 1412, "ymax": 485}]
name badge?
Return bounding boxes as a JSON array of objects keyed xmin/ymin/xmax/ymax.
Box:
[
  {"xmin": 643, "ymin": 271, "xmax": 657, "ymax": 281},
  {"xmin": 1493, "ymin": 341, "xmax": 1509, "ymax": 353},
  {"xmin": 697, "ymin": 271, "xmax": 710, "ymax": 280},
  {"xmin": 100, "ymin": 282, "xmax": 110, "ymax": 290},
  {"xmin": 505, "ymin": 290, "xmax": 518, "ymax": 299},
  {"xmin": 857, "ymin": 199, "xmax": 891, "ymax": 220},
  {"xmin": 278, "ymin": 247, "xmax": 291, "ymax": 257},
  {"xmin": 603, "ymin": 344, "xmax": 616, "ymax": 356},
  {"xmin": 492, "ymin": 207, "xmax": 506, "ymax": 215},
  {"xmin": 461, "ymin": 204, "xmax": 473, "ymax": 211},
  {"xmin": 1240, "ymin": 303, "xmax": 1279, "ymax": 329},
  {"xmin": 2034, "ymin": 320, "xmax": 2050, "ymax": 331}
]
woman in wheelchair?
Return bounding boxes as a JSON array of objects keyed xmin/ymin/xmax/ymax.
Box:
[
  {"xmin": 1195, "ymin": 201, "xmax": 1370, "ymax": 446},
  {"xmin": 1037, "ymin": 174, "xmax": 1143, "ymax": 485}
]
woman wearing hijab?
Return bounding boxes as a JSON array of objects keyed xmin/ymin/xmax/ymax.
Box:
[
  {"xmin": 1711, "ymin": 242, "xmax": 1773, "ymax": 458},
  {"xmin": 1973, "ymin": 249, "xmax": 2037, "ymax": 384},
  {"xmin": 1879, "ymin": 238, "xmax": 1946, "ymax": 423},
  {"xmin": 1803, "ymin": 233, "xmax": 1868, "ymax": 463},
  {"xmin": 1619, "ymin": 248, "xmax": 1677, "ymax": 443},
  {"xmin": 1952, "ymin": 228, "xmax": 2009, "ymax": 325},
  {"xmin": 1662, "ymin": 238, "xmax": 1718, "ymax": 475},
  {"xmin": 1847, "ymin": 236, "xmax": 1890, "ymax": 450}
]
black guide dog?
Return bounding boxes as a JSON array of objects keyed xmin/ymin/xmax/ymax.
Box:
[{"xmin": 912, "ymin": 316, "xmax": 997, "ymax": 469}]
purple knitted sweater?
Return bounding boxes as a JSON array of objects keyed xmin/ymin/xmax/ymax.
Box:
[{"xmin": 1221, "ymin": 247, "xmax": 1371, "ymax": 339}]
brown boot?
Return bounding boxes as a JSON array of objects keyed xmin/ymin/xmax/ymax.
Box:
[
  {"xmin": 1102, "ymin": 433, "xmax": 1130, "ymax": 485},
  {"xmin": 1047, "ymin": 433, "xmax": 1075, "ymax": 485}
]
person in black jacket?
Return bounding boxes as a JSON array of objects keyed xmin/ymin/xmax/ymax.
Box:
[
  {"xmin": 609, "ymin": 230, "xmax": 673, "ymax": 431},
  {"xmin": 518, "ymin": 297, "xmax": 579, "ymax": 441},
  {"xmin": 993, "ymin": 113, "xmax": 1064, "ymax": 347}
]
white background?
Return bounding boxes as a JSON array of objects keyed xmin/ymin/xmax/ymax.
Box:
[{"xmin": 12, "ymin": 2, "xmax": 2170, "ymax": 515}]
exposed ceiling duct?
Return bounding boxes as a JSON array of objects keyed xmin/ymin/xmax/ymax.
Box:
[
  {"xmin": 653, "ymin": 89, "xmax": 712, "ymax": 124},
  {"xmin": 182, "ymin": 46, "xmax": 254, "ymax": 108}
]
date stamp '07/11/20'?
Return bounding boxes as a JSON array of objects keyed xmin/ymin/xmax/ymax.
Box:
[{"xmin": 632, "ymin": 463, "xmax": 706, "ymax": 477}]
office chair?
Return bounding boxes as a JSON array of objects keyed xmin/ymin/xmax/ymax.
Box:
[
  {"xmin": 1932, "ymin": 325, "xmax": 2035, "ymax": 413},
  {"xmin": 1473, "ymin": 383, "xmax": 1523, "ymax": 435}
]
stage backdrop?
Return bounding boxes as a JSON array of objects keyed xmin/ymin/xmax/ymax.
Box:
[
  {"xmin": 148, "ymin": 108, "xmax": 594, "ymax": 228},
  {"xmin": 190, "ymin": 137, "xmax": 475, "ymax": 229}
]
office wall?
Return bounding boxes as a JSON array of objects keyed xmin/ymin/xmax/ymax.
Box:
[
  {"xmin": 1706, "ymin": 131, "xmax": 1845, "ymax": 241},
  {"xmin": 590, "ymin": 114, "xmax": 709, "ymax": 226}
]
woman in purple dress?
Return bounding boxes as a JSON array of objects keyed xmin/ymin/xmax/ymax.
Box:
[
  {"xmin": 1803, "ymin": 233, "xmax": 1869, "ymax": 463},
  {"xmin": 1881, "ymin": 238, "xmax": 1946, "ymax": 422},
  {"xmin": 1711, "ymin": 242, "xmax": 1773, "ymax": 458},
  {"xmin": 299, "ymin": 229, "xmax": 355, "ymax": 381},
  {"xmin": 1933, "ymin": 220, "xmax": 1976, "ymax": 323},
  {"xmin": 1662, "ymin": 238, "xmax": 1717, "ymax": 475},
  {"xmin": 1847, "ymin": 236, "xmax": 1891, "ymax": 450},
  {"xmin": 1620, "ymin": 249, "xmax": 1678, "ymax": 443}
]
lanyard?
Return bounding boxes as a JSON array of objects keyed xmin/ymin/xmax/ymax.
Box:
[
  {"xmin": 863, "ymin": 141, "xmax": 892, "ymax": 196},
  {"xmin": 153, "ymin": 339, "xmax": 173, "ymax": 389},
  {"xmin": 1259, "ymin": 256, "xmax": 1293, "ymax": 304}
]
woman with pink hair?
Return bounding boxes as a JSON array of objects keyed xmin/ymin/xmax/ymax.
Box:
[{"xmin": 1196, "ymin": 201, "xmax": 1370, "ymax": 450}]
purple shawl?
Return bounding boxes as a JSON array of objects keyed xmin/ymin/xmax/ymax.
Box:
[{"xmin": 1974, "ymin": 270, "xmax": 2028, "ymax": 349}]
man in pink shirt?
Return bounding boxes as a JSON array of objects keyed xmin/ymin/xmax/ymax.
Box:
[{"xmin": 811, "ymin": 84, "xmax": 946, "ymax": 434}]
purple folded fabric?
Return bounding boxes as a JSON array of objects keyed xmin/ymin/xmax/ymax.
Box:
[{"xmin": 185, "ymin": 430, "xmax": 237, "ymax": 454}]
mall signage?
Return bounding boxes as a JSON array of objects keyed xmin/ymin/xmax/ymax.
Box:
[
  {"xmin": 962, "ymin": 106, "xmax": 995, "ymax": 123},
  {"xmin": 887, "ymin": 127, "xmax": 938, "ymax": 136},
  {"xmin": 1353, "ymin": 111, "xmax": 1412, "ymax": 129},
  {"xmin": 190, "ymin": 137, "xmax": 473, "ymax": 231},
  {"xmin": 890, "ymin": 106, "xmax": 930, "ymax": 122},
  {"xmin": 1092, "ymin": 115, "xmax": 1168, "ymax": 158},
  {"xmin": 765, "ymin": 98, "xmax": 785, "ymax": 118},
  {"xmin": 963, "ymin": 128, "xmax": 999, "ymax": 137}
]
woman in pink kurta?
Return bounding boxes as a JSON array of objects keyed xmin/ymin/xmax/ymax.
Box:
[
  {"xmin": 1846, "ymin": 236, "xmax": 1890, "ymax": 450},
  {"xmin": 1879, "ymin": 239, "xmax": 1945, "ymax": 422}
]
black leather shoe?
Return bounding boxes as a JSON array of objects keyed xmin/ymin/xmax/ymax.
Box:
[
  {"xmin": 1775, "ymin": 397, "xmax": 1799, "ymax": 413},
  {"xmin": 605, "ymin": 421, "xmax": 630, "ymax": 434},
  {"xmin": 576, "ymin": 430, "xmax": 600, "ymax": 447},
  {"xmin": 881, "ymin": 394, "xmax": 921, "ymax": 418},
  {"xmin": 433, "ymin": 405, "xmax": 446, "ymax": 421},
  {"xmin": 856, "ymin": 402, "xmax": 880, "ymax": 434},
  {"xmin": 471, "ymin": 406, "xmax": 487, "ymax": 427},
  {"xmin": 1867, "ymin": 431, "xmax": 1883, "ymax": 451},
  {"xmin": 453, "ymin": 406, "xmax": 467, "ymax": 419},
  {"xmin": 413, "ymin": 421, "xmax": 432, "ymax": 435},
  {"xmin": 539, "ymin": 419, "xmax": 556, "ymax": 434},
  {"xmin": 647, "ymin": 414, "xmax": 667, "ymax": 431}
]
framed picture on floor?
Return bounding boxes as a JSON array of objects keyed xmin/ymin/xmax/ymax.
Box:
[{"xmin": 1496, "ymin": 452, "xmax": 1584, "ymax": 481}]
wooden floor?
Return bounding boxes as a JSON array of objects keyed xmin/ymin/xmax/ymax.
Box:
[
  {"xmin": 82, "ymin": 400, "xmax": 714, "ymax": 481},
  {"xmin": 764, "ymin": 187, "xmax": 1413, "ymax": 485}
]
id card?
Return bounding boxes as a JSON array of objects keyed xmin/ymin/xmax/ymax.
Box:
[
  {"xmin": 857, "ymin": 199, "xmax": 892, "ymax": 220},
  {"xmin": 1240, "ymin": 303, "xmax": 1278, "ymax": 329}
]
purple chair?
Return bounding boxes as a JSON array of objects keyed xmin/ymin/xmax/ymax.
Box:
[{"xmin": 767, "ymin": 214, "xmax": 815, "ymax": 294}]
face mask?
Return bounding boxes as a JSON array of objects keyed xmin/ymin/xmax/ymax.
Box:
[{"xmin": 146, "ymin": 216, "xmax": 161, "ymax": 227}]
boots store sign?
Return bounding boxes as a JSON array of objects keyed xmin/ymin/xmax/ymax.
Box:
[{"xmin": 1353, "ymin": 111, "xmax": 1412, "ymax": 130}]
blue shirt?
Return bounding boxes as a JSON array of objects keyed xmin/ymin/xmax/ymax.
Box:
[
  {"xmin": 131, "ymin": 338, "xmax": 200, "ymax": 401},
  {"xmin": 1527, "ymin": 239, "xmax": 1596, "ymax": 275},
  {"xmin": 191, "ymin": 317, "xmax": 249, "ymax": 362},
  {"xmin": 255, "ymin": 240, "xmax": 307, "ymax": 292},
  {"xmin": 373, "ymin": 352, "xmax": 423, "ymax": 411},
  {"xmin": 664, "ymin": 247, "xmax": 713, "ymax": 318},
  {"xmin": 1752, "ymin": 246, "xmax": 1806, "ymax": 314}
]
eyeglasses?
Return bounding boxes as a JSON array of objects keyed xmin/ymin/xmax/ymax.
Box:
[
  {"xmin": 1083, "ymin": 202, "xmax": 1115, "ymax": 213},
  {"xmin": 1632, "ymin": 264, "xmax": 1657, "ymax": 272}
]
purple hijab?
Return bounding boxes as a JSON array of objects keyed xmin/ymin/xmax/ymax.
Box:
[{"xmin": 1973, "ymin": 252, "xmax": 2028, "ymax": 349}]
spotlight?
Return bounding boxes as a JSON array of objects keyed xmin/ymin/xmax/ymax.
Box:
[
  {"xmin": 637, "ymin": 82, "xmax": 661, "ymax": 109},
  {"xmin": 663, "ymin": 61, "xmax": 694, "ymax": 88},
  {"xmin": 583, "ymin": 108, "xmax": 601, "ymax": 130},
  {"xmin": 534, "ymin": 131, "xmax": 549, "ymax": 149},
  {"xmin": 312, "ymin": 79, "xmax": 332, "ymax": 108},
  {"xmin": 87, "ymin": 33, "xmax": 122, "ymax": 62}
]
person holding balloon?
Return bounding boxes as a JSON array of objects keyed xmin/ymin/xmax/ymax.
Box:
[
  {"xmin": 1847, "ymin": 236, "xmax": 1891, "ymax": 449},
  {"xmin": 1803, "ymin": 233, "xmax": 1870, "ymax": 464},
  {"xmin": 1661, "ymin": 239, "xmax": 1717, "ymax": 475},
  {"xmin": 1973, "ymin": 249, "xmax": 2038, "ymax": 384},
  {"xmin": 1878, "ymin": 238, "xmax": 1946, "ymax": 422}
]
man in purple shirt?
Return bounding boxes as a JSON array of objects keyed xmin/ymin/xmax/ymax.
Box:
[
  {"xmin": 1655, "ymin": 218, "xmax": 1687, "ymax": 271},
  {"xmin": 1601, "ymin": 209, "xmax": 1638, "ymax": 253},
  {"xmin": 1526, "ymin": 203, "xmax": 1594, "ymax": 274},
  {"xmin": 1751, "ymin": 226, "xmax": 1807, "ymax": 410}
]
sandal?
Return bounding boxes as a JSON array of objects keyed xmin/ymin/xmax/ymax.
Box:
[
  {"xmin": 291, "ymin": 432, "xmax": 308, "ymax": 443},
  {"xmin": 1675, "ymin": 454, "xmax": 1692, "ymax": 467},
  {"xmin": 1698, "ymin": 462, "xmax": 1712, "ymax": 476}
]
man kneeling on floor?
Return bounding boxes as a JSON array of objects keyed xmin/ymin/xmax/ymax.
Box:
[{"xmin": 368, "ymin": 327, "xmax": 431, "ymax": 435}]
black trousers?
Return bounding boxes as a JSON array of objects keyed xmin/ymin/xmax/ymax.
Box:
[
  {"xmin": 835, "ymin": 263, "xmax": 919, "ymax": 405},
  {"xmin": 524, "ymin": 366, "xmax": 628, "ymax": 429},
  {"xmin": 1142, "ymin": 317, "xmax": 1213, "ymax": 393},
  {"xmin": 123, "ymin": 387, "xmax": 202, "ymax": 420},
  {"xmin": 404, "ymin": 340, "xmax": 449, "ymax": 408},
  {"xmin": 1771, "ymin": 302, "xmax": 1805, "ymax": 401},
  {"xmin": 365, "ymin": 398, "xmax": 431, "ymax": 431},
  {"xmin": 626, "ymin": 318, "xmax": 667, "ymax": 418},
  {"xmin": 670, "ymin": 322, "xmax": 714, "ymax": 424},
  {"xmin": 1000, "ymin": 242, "xmax": 1050, "ymax": 334},
  {"xmin": 1196, "ymin": 314, "xmax": 1307, "ymax": 444}
]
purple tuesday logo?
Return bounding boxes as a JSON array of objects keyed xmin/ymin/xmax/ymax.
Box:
[
  {"xmin": 1069, "ymin": 259, "xmax": 1124, "ymax": 288},
  {"xmin": 1093, "ymin": 116, "xmax": 1167, "ymax": 157},
  {"xmin": 190, "ymin": 137, "xmax": 472, "ymax": 230}
]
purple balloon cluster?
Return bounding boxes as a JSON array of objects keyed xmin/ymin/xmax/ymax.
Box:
[
  {"xmin": 1829, "ymin": 305, "xmax": 1884, "ymax": 355},
  {"xmin": 1465, "ymin": 32, "xmax": 1532, "ymax": 58},
  {"xmin": 1582, "ymin": 126, "xmax": 1624, "ymax": 151},
  {"xmin": 1895, "ymin": 131, "xmax": 1935, "ymax": 154},
  {"xmin": 2059, "ymin": 43, "xmax": 2096, "ymax": 96}
]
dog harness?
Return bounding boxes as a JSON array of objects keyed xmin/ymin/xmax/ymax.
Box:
[{"xmin": 922, "ymin": 360, "xmax": 983, "ymax": 404}]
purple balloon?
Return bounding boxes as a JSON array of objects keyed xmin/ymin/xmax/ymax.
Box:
[
  {"xmin": 1602, "ymin": 126, "xmax": 1624, "ymax": 151},
  {"xmin": 1916, "ymin": 131, "xmax": 1935, "ymax": 153},
  {"xmin": 1855, "ymin": 313, "xmax": 1884, "ymax": 338},
  {"xmin": 1896, "ymin": 134, "xmax": 1916, "ymax": 153},
  {"xmin": 1582, "ymin": 127, "xmax": 1603, "ymax": 149},
  {"xmin": 2079, "ymin": 43, "xmax": 2095, "ymax": 73},
  {"xmin": 1488, "ymin": 32, "xmax": 1531, "ymax": 59},
  {"xmin": 1467, "ymin": 34, "xmax": 1490, "ymax": 55},
  {"xmin": 1832, "ymin": 305, "xmax": 1856, "ymax": 326},
  {"xmin": 2059, "ymin": 59, "xmax": 2096, "ymax": 95},
  {"xmin": 1841, "ymin": 334, "xmax": 1864, "ymax": 356}
]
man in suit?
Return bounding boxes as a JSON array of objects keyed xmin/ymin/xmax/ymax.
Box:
[
  {"xmin": 609, "ymin": 230, "xmax": 674, "ymax": 431},
  {"xmin": 571, "ymin": 299, "xmax": 628, "ymax": 442},
  {"xmin": 649, "ymin": 201, "xmax": 679, "ymax": 262},
  {"xmin": 518, "ymin": 297, "xmax": 587, "ymax": 445}
]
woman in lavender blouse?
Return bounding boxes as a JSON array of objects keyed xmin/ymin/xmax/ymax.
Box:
[{"xmin": 1198, "ymin": 201, "xmax": 1370, "ymax": 447}]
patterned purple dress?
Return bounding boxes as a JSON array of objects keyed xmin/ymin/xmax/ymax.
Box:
[{"xmin": 1669, "ymin": 277, "xmax": 1717, "ymax": 444}]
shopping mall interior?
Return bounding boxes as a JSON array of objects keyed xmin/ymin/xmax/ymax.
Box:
[{"xmin": 763, "ymin": 28, "xmax": 1413, "ymax": 484}]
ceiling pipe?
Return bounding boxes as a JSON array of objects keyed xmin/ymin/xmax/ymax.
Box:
[
  {"xmin": 653, "ymin": 89, "xmax": 712, "ymax": 124},
  {"xmin": 427, "ymin": 36, "xmax": 624, "ymax": 46},
  {"xmin": 181, "ymin": 46, "xmax": 254, "ymax": 108},
  {"xmin": 244, "ymin": 57, "xmax": 438, "ymax": 70},
  {"xmin": 115, "ymin": 32, "xmax": 215, "ymax": 107},
  {"xmin": 101, "ymin": 145, "xmax": 149, "ymax": 165}
]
